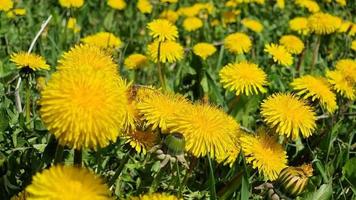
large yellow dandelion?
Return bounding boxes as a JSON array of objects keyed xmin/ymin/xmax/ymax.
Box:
[
  {"xmin": 183, "ymin": 17, "xmax": 203, "ymax": 32},
  {"xmin": 147, "ymin": 19, "xmax": 178, "ymax": 42},
  {"xmin": 107, "ymin": 0, "xmax": 126, "ymax": 10},
  {"xmin": 26, "ymin": 165, "xmax": 110, "ymax": 200},
  {"xmin": 137, "ymin": 92, "xmax": 190, "ymax": 132},
  {"xmin": 137, "ymin": 0, "xmax": 152, "ymax": 14},
  {"xmin": 81, "ymin": 32, "xmax": 122, "ymax": 49},
  {"xmin": 130, "ymin": 193, "xmax": 180, "ymax": 200},
  {"xmin": 291, "ymin": 75, "xmax": 337, "ymax": 113},
  {"xmin": 147, "ymin": 41, "xmax": 184, "ymax": 63},
  {"xmin": 10, "ymin": 52, "xmax": 50, "ymax": 71},
  {"xmin": 58, "ymin": 0, "xmax": 84, "ymax": 8},
  {"xmin": 224, "ymin": 32, "xmax": 252, "ymax": 54},
  {"xmin": 124, "ymin": 53, "xmax": 148, "ymax": 70},
  {"xmin": 289, "ymin": 17, "xmax": 309, "ymax": 35},
  {"xmin": 264, "ymin": 43, "xmax": 293, "ymax": 67},
  {"xmin": 240, "ymin": 130, "xmax": 288, "ymax": 181},
  {"xmin": 40, "ymin": 69, "xmax": 127, "ymax": 149},
  {"xmin": 0, "ymin": 0, "xmax": 13, "ymax": 11},
  {"xmin": 219, "ymin": 61, "xmax": 267, "ymax": 96},
  {"xmin": 308, "ymin": 12, "xmax": 342, "ymax": 35},
  {"xmin": 192, "ymin": 43, "xmax": 217, "ymax": 60},
  {"xmin": 58, "ymin": 44, "xmax": 118, "ymax": 74},
  {"xmin": 279, "ymin": 35, "xmax": 304, "ymax": 55},
  {"xmin": 168, "ymin": 103, "xmax": 240, "ymax": 160},
  {"xmin": 261, "ymin": 93, "xmax": 317, "ymax": 140},
  {"xmin": 326, "ymin": 59, "xmax": 356, "ymax": 100},
  {"xmin": 241, "ymin": 18, "xmax": 264, "ymax": 33},
  {"xmin": 295, "ymin": 0, "xmax": 320, "ymax": 13}
]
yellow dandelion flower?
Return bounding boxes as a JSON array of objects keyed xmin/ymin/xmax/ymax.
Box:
[
  {"xmin": 40, "ymin": 69, "xmax": 127, "ymax": 149},
  {"xmin": 13, "ymin": 8, "xmax": 26, "ymax": 15},
  {"xmin": 58, "ymin": 0, "xmax": 84, "ymax": 8},
  {"xmin": 261, "ymin": 93, "xmax": 317, "ymax": 140},
  {"xmin": 131, "ymin": 193, "xmax": 180, "ymax": 200},
  {"xmin": 289, "ymin": 17, "xmax": 309, "ymax": 35},
  {"xmin": 107, "ymin": 0, "xmax": 126, "ymax": 10},
  {"xmin": 168, "ymin": 103, "xmax": 240, "ymax": 160},
  {"xmin": 0, "ymin": 0, "xmax": 13, "ymax": 11},
  {"xmin": 326, "ymin": 59, "xmax": 356, "ymax": 100},
  {"xmin": 67, "ymin": 17, "xmax": 80, "ymax": 33},
  {"xmin": 177, "ymin": 6, "xmax": 200, "ymax": 17},
  {"xmin": 308, "ymin": 12, "xmax": 342, "ymax": 35},
  {"xmin": 291, "ymin": 75, "xmax": 337, "ymax": 113},
  {"xmin": 295, "ymin": 0, "xmax": 320, "ymax": 13},
  {"xmin": 137, "ymin": 0, "xmax": 152, "ymax": 14},
  {"xmin": 193, "ymin": 43, "xmax": 217, "ymax": 60},
  {"xmin": 124, "ymin": 54, "xmax": 148, "ymax": 70},
  {"xmin": 58, "ymin": 44, "xmax": 118, "ymax": 74},
  {"xmin": 147, "ymin": 41, "xmax": 184, "ymax": 63},
  {"xmin": 276, "ymin": 0, "xmax": 285, "ymax": 9},
  {"xmin": 215, "ymin": 143, "xmax": 240, "ymax": 167},
  {"xmin": 279, "ymin": 35, "xmax": 304, "ymax": 55},
  {"xmin": 349, "ymin": 24, "xmax": 356, "ymax": 36},
  {"xmin": 183, "ymin": 17, "xmax": 203, "ymax": 32},
  {"xmin": 264, "ymin": 43, "xmax": 293, "ymax": 67},
  {"xmin": 10, "ymin": 52, "xmax": 50, "ymax": 71},
  {"xmin": 219, "ymin": 61, "xmax": 267, "ymax": 96},
  {"xmin": 26, "ymin": 165, "xmax": 110, "ymax": 200},
  {"xmin": 137, "ymin": 92, "xmax": 190, "ymax": 132},
  {"xmin": 338, "ymin": 21, "xmax": 352, "ymax": 33},
  {"xmin": 147, "ymin": 19, "xmax": 178, "ymax": 42},
  {"xmin": 351, "ymin": 40, "xmax": 356, "ymax": 51},
  {"xmin": 160, "ymin": 0, "xmax": 178, "ymax": 3},
  {"xmin": 240, "ymin": 131, "xmax": 288, "ymax": 181},
  {"xmin": 81, "ymin": 32, "xmax": 122, "ymax": 49},
  {"xmin": 224, "ymin": 32, "xmax": 252, "ymax": 54},
  {"xmin": 159, "ymin": 10, "xmax": 179, "ymax": 23},
  {"xmin": 241, "ymin": 18, "xmax": 263, "ymax": 33},
  {"xmin": 336, "ymin": 0, "xmax": 346, "ymax": 6},
  {"xmin": 125, "ymin": 130, "xmax": 158, "ymax": 154}
]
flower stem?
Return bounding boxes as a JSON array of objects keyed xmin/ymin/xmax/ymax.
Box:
[
  {"xmin": 311, "ymin": 35, "xmax": 321, "ymax": 72},
  {"xmin": 108, "ymin": 149, "xmax": 131, "ymax": 187},
  {"xmin": 74, "ymin": 149, "xmax": 82, "ymax": 167},
  {"xmin": 25, "ymin": 75, "xmax": 31, "ymax": 126},
  {"xmin": 207, "ymin": 154, "xmax": 217, "ymax": 200},
  {"xmin": 54, "ymin": 144, "xmax": 64, "ymax": 165},
  {"xmin": 157, "ymin": 42, "xmax": 167, "ymax": 91}
]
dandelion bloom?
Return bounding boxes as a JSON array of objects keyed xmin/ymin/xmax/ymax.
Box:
[
  {"xmin": 289, "ymin": 17, "xmax": 309, "ymax": 35},
  {"xmin": 240, "ymin": 131, "xmax": 288, "ymax": 180},
  {"xmin": 193, "ymin": 43, "xmax": 217, "ymax": 60},
  {"xmin": 40, "ymin": 69, "xmax": 127, "ymax": 149},
  {"xmin": 168, "ymin": 103, "xmax": 240, "ymax": 161},
  {"xmin": 291, "ymin": 75, "xmax": 337, "ymax": 113},
  {"xmin": 131, "ymin": 193, "xmax": 180, "ymax": 200},
  {"xmin": 124, "ymin": 130, "xmax": 158, "ymax": 154},
  {"xmin": 124, "ymin": 54, "xmax": 148, "ymax": 70},
  {"xmin": 261, "ymin": 93, "xmax": 316, "ymax": 140},
  {"xmin": 147, "ymin": 41, "xmax": 184, "ymax": 63},
  {"xmin": 67, "ymin": 17, "xmax": 80, "ymax": 33},
  {"xmin": 276, "ymin": 0, "xmax": 285, "ymax": 9},
  {"xmin": 224, "ymin": 32, "xmax": 252, "ymax": 54},
  {"xmin": 0, "ymin": 0, "xmax": 13, "ymax": 11},
  {"xmin": 26, "ymin": 166, "xmax": 110, "ymax": 200},
  {"xmin": 137, "ymin": 0, "xmax": 152, "ymax": 14},
  {"xmin": 295, "ymin": 0, "xmax": 320, "ymax": 13},
  {"xmin": 279, "ymin": 35, "xmax": 304, "ymax": 55},
  {"xmin": 241, "ymin": 18, "xmax": 264, "ymax": 33},
  {"xmin": 58, "ymin": 44, "xmax": 118, "ymax": 74},
  {"xmin": 107, "ymin": 0, "xmax": 126, "ymax": 10},
  {"xmin": 183, "ymin": 17, "xmax": 203, "ymax": 32},
  {"xmin": 326, "ymin": 59, "xmax": 356, "ymax": 100},
  {"xmin": 335, "ymin": 0, "xmax": 346, "ymax": 6},
  {"xmin": 338, "ymin": 21, "xmax": 352, "ymax": 33},
  {"xmin": 219, "ymin": 61, "xmax": 267, "ymax": 96},
  {"xmin": 137, "ymin": 92, "xmax": 190, "ymax": 132},
  {"xmin": 147, "ymin": 19, "xmax": 178, "ymax": 42},
  {"xmin": 81, "ymin": 32, "xmax": 122, "ymax": 49},
  {"xmin": 215, "ymin": 143, "xmax": 240, "ymax": 167},
  {"xmin": 10, "ymin": 52, "xmax": 50, "ymax": 71},
  {"xmin": 159, "ymin": 10, "xmax": 179, "ymax": 23},
  {"xmin": 160, "ymin": 0, "xmax": 178, "ymax": 3},
  {"xmin": 58, "ymin": 0, "xmax": 84, "ymax": 8},
  {"xmin": 308, "ymin": 12, "xmax": 342, "ymax": 35},
  {"xmin": 264, "ymin": 43, "xmax": 293, "ymax": 67}
]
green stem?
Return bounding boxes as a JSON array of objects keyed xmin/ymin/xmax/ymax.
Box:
[
  {"xmin": 207, "ymin": 155, "xmax": 217, "ymax": 200},
  {"xmin": 157, "ymin": 42, "xmax": 167, "ymax": 91},
  {"xmin": 179, "ymin": 157, "xmax": 197, "ymax": 195},
  {"xmin": 149, "ymin": 167, "xmax": 163, "ymax": 193},
  {"xmin": 54, "ymin": 144, "xmax": 64, "ymax": 165},
  {"xmin": 311, "ymin": 35, "xmax": 321, "ymax": 72},
  {"xmin": 25, "ymin": 76, "xmax": 31, "ymax": 126},
  {"xmin": 108, "ymin": 150, "xmax": 131, "ymax": 187},
  {"xmin": 74, "ymin": 149, "xmax": 82, "ymax": 167},
  {"xmin": 217, "ymin": 170, "xmax": 244, "ymax": 200},
  {"xmin": 176, "ymin": 162, "xmax": 182, "ymax": 198}
]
